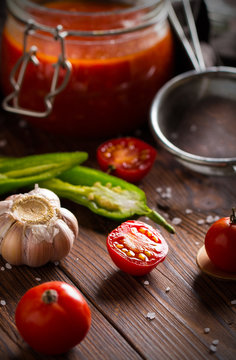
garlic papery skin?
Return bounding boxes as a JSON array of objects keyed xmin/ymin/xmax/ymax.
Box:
[{"xmin": 0, "ymin": 186, "xmax": 79, "ymax": 267}]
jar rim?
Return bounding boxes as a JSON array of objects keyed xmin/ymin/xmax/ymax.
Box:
[{"xmin": 6, "ymin": 0, "xmax": 168, "ymax": 37}]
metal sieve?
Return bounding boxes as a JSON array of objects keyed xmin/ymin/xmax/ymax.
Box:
[{"xmin": 150, "ymin": 0, "xmax": 236, "ymax": 175}]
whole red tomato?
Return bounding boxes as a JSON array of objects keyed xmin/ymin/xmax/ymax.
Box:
[
  {"xmin": 205, "ymin": 209, "xmax": 236, "ymax": 273},
  {"xmin": 107, "ymin": 220, "xmax": 168, "ymax": 276},
  {"xmin": 97, "ymin": 137, "xmax": 157, "ymax": 183},
  {"xmin": 15, "ymin": 281, "xmax": 91, "ymax": 355}
]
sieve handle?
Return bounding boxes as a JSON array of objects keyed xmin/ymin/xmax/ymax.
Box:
[{"xmin": 167, "ymin": 0, "xmax": 206, "ymax": 72}]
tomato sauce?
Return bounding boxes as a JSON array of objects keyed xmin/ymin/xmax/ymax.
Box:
[{"xmin": 1, "ymin": 1, "xmax": 174, "ymax": 138}]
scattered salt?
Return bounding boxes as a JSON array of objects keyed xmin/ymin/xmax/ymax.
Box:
[
  {"xmin": 204, "ymin": 327, "xmax": 210, "ymax": 334},
  {"xmin": 35, "ymin": 277, "xmax": 41, "ymax": 282},
  {"xmin": 209, "ymin": 345, "xmax": 217, "ymax": 353},
  {"xmin": 197, "ymin": 219, "xmax": 205, "ymax": 225},
  {"xmin": 185, "ymin": 208, "xmax": 193, "ymax": 214},
  {"xmin": 230, "ymin": 299, "xmax": 236, "ymax": 305},
  {"xmin": 161, "ymin": 192, "xmax": 172, "ymax": 199},
  {"xmin": 146, "ymin": 312, "xmax": 156, "ymax": 320},
  {"xmin": 54, "ymin": 261, "xmax": 59, "ymax": 266},
  {"xmin": 165, "ymin": 287, "xmax": 170, "ymax": 293},
  {"xmin": 172, "ymin": 217, "xmax": 182, "ymax": 225},
  {"xmin": 195, "ymin": 242, "xmax": 200, "ymax": 246},
  {"xmin": 5, "ymin": 263, "xmax": 12, "ymax": 269},
  {"xmin": 212, "ymin": 340, "xmax": 219, "ymax": 346},
  {"xmin": 0, "ymin": 300, "xmax": 6, "ymax": 306},
  {"xmin": 206, "ymin": 215, "xmax": 215, "ymax": 224},
  {"xmin": 143, "ymin": 280, "xmax": 150, "ymax": 286},
  {"xmin": 156, "ymin": 187, "xmax": 162, "ymax": 193},
  {"xmin": 1, "ymin": 267, "xmax": 5, "ymax": 271}
]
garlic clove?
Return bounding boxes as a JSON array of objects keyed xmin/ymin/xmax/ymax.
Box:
[
  {"xmin": 59, "ymin": 207, "xmax": 79, "ymax": 239},
  {"xmin": 0, "ymin": 199, "xmax": 13, "ymax": 216},
  {"xmin": 1, "ymin": 221, "xmax": 24, "ymax": 265},
  {"xmin": 29, "ymin": 185, "xmax": 61, "ymax": 208},
  {"xmin": 23, "ymin": 226, "xmax": 54, "ymax": 267},
  {"xmin": 0, "ymin": 213, "xmax": 16, "ymax": 246},
  {"xmin": 51, "ymin": 219, "xmax": 75, "ymax": 261}
]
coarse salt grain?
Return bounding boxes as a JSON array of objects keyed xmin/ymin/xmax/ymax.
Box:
[
  {"xmin": 54, "ymin": 261, "xmax": 59, "ymax": 266},
  {"xmin": 165, "ymin": 287, "xmax": 170, "ymax": 293},
  {"xmin": 0, "ymin": 300, "xmax": 6, "ymax": 306},
  {"xmin": 143, "ymin": 280, "xmax": 150, "ymax": 286},
  {"xmin": 195, "ymin": 242, "xmax": 200, "ymax": 246},
  {"xmin": 212, "ymin": 340, "xmax": 219, "ymax": 346},
  {"xmin": 185, "ymin": 208, "xmax": 193, "ymax": 214},
  {"xmin": 146, "ymin": 312, "xmax": 156, "ymax": 320},
  {"xmin": 172, "ymin": 217, "xmax": 182, "ymax": 225},
  {"xmin": 206, "ymin": 215, "xmax": 215, "ymax": 224},
  {"xmin": 5, "ymin": 263, "xmax": 12, "ymax": 269},
  {"xmin": 204, "ymin": 328, "xmax": 210, "ymax": 334},
  {"xmin": 35, "ymin": 277, "xmax": 41, "ymax": 282},
  {"xmin": 156, "ymin": 187, "xmax": 162, "ymax": 193},
  {"xmin": 230, "ymin": 299, "xmax": 236, "ymax": 305},
  {"xmin": 210, "ymin": 345, "xmax": 217, "ymax": 353},
  {"xmin": 1, "ymin": 267, "xmax": 5, "ymax": 271},
  {"xmin": 161, "ymin": 193, "xmax": 172, "ymax": 199},
  {"xmin": 197, "ymin": 219, "xmax": 205, "ymax": 225}
]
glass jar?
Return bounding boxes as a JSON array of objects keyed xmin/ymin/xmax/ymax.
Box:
[{"xmin": 1, "ymin": 0, "xmax": 174, "ymax": 138}]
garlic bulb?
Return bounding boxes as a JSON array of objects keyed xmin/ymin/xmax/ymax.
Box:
[{"xmin": 0, "ymin": 185, "xmax": 78, "ymax": 267}]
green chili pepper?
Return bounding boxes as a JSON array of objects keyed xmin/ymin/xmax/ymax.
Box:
[
  {"xmin": 0, "ymin": 152, "xmax": 88, "ymax": 195},
  {"xmin": 40, "ymin": 166, "xmax": 175, "ymax": 233}
]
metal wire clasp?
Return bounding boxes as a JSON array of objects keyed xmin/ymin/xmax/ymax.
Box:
[{"xmin": 2, "ymin": 20, "xmax": 72, "ymax": 118}]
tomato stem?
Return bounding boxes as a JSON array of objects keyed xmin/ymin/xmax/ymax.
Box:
[
  {"xmin": 230, "ymin": 208, "xmax": 236, "ymax": 224},
  {"xmin": 42, "ymin": 289, "xmax": 58, "ymax": 304}
]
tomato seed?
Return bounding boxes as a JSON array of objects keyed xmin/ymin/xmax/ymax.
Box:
[
  {"xmin": 138, "ymin": 253, "xmax": 148, "ymax": 261},
  {"xmin": 144, "ymin": 250, "xmax": 151, "ymax": 257},
  {"xmin": 127, "ymin": 251, "xmax": 135, "ymax": 257},
  {"xmin": 116, "ymin": 243, "xmax": 124, "ymax": 249}
]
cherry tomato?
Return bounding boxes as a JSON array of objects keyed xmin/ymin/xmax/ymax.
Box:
[
  {"xmin": 205, "ymin": 209, "xmax": 236, "ymax": 273},
  {"xmin": 107, "ymin": 220, "xmax": 168, "ymax": 276},
  {"xmin": 15, "ymin": 281, "xmax": 91, "ymax": 355},
  {"xmin": 97, "ymin": 137, "xmax": 157, "ymax": 183}
]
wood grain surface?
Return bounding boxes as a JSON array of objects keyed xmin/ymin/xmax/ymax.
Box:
[{"xmin": 0, "ymin": 1, "xmax": 236, "ymax": 359}]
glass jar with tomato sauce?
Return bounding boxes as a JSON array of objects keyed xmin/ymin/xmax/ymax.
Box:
[{"xmin": 1, "ymin": 0, "xmax": 174, "ymax": 138}]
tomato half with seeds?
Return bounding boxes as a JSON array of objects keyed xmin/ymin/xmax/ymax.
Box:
[
  {"xmin": 97, "ymin": 137, "xmax": 157, "ymax": 183},
  {"xmin": 107, "ymin": 220, "xmax": 168, "ymax": 276}
]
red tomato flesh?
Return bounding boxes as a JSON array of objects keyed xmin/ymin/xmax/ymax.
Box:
[
  {"xmin": 97, "ymin": 137, "xmax": 157, "ymax": 182},
  {"xmin": 107, "ymin": 220, "xmax": 168, "ymax": 276},
  {"xmin": 205, "ymin": 214, "xmax": 236, "ymax": 273},
  {"xmin": 15, "ymin": 281, "xmax": 91, "ymax": 355}
]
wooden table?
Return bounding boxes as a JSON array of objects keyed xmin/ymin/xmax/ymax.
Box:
[{"xmin": 0, "ymin": 2, "xmax": 236, "ymax": 359}]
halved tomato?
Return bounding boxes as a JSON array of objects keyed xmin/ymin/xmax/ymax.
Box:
[
  {"xmin": 97, "ymin": 137, "xmax": 157, "ymax": 183},
  {"xmin": 107, "ymin": 220, "xmax": 168, "ymax": 276}
]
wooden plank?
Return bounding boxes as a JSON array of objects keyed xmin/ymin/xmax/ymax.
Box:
[{"xmin": 0, "ymin": 260, "xmax": 143, "ymax": 359}]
